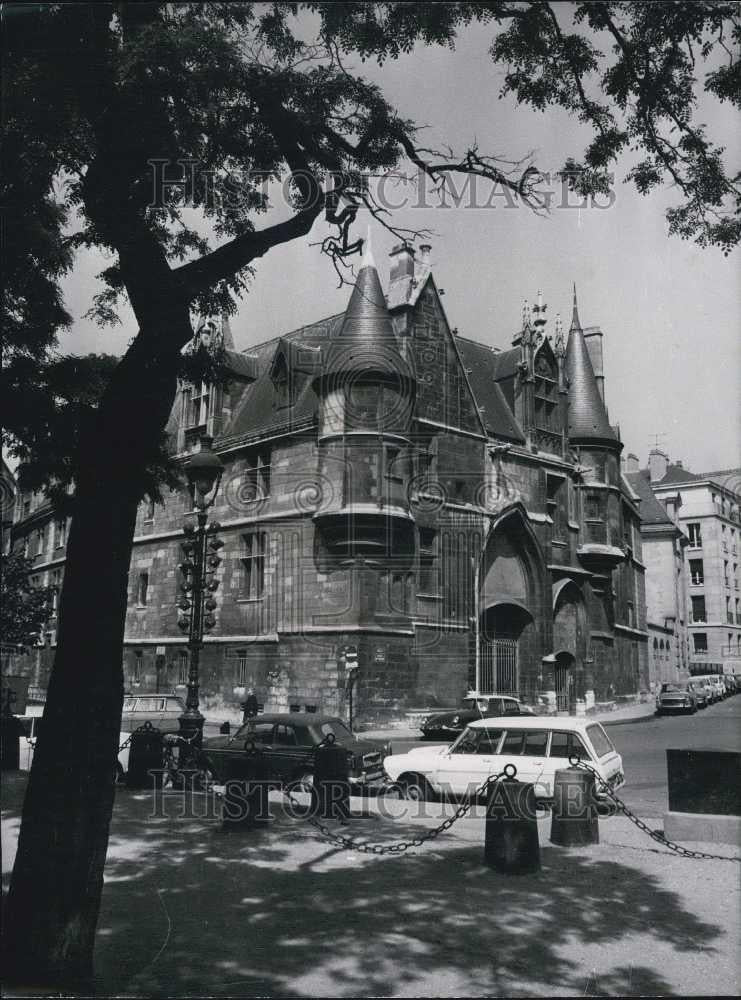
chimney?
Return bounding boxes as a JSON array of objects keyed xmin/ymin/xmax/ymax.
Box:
[
  {"xmin": 675, "ymin": 460, "xmax": 683, "ymax": 469},
  {"xmin": 626, "ymin": 452, "xmax": 639, "ymax": 473},
  {"xmin": 418, "ymin": 243, "xmax": 431, "ymax": 267},
  {"xmin": 649, "ymin": 449, "xmax": 669, "ymax": 483},
  {"xmin": 389, "ymin": 243, "xmax": 415, "ymax": 283}
]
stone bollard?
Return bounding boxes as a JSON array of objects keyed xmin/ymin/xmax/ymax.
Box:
[
  {"xmin": 484, "ymin": 765, "xmax": 540, "ymax": 874},
  {"xmin": 550, "ymin": 766, "xmax": 599, "ymax": 847},
  {"xmin": 222, "ymin": 743, "xmax": 272, "ymax": 829},
  {"xmin": 126, "ymin": 722, "xmax": 165, "ymax": 789},
  {"xmin": 313, "ymin": 733, "xmax": 350, "ymax": 821}
]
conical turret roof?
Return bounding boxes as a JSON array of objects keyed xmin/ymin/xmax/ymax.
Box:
[
  {"xmin": 324, "ymin": 241, "xmax": 406, "ymax": 377},
  {"xmin": 565, "ymin": 287, "xmax": 618, "ymax": 445}
]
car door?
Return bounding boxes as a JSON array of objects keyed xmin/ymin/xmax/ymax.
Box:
[
  {"xmin": 433, "ymin": 727, "xmax": 505, "ymax": 797},
  {"xmin": 214, "ymin": 721, "xmax": 275, "ymax": 780},
  {"xmin": 495, "ymin": 728, "xmax": 550, "ymax": 797},
  {"xmin": 545, "ymin": 730, "xmax": 591, "ymax": 797},
  {"xmin": 271, "ymin": 723, "xmax": 304, "ymax": 782}
]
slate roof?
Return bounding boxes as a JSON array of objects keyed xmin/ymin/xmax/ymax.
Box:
[
  {"xmin": 489, "ymin": 346, "xmax": 521, "ymax": 382},
  {"xmin": 565, "ymin": 294, "xmax": 618, "ymax": 445},
  {"xmin": 454, "ymin": 337, "xmax": 526, "ymax": 443},
  {"xmin": 223, "ymin": 350, "xmax": 258, "ymax": 381},
  {"xmin": 643, "ymin": 463, "xmax": 702, "ymax": 486},
  {"xmin": 324, "ymin": 247, "xmax": 407, "ymax": 377},
  {"xmin": 701, "ymin": 468, "xmax": 741, "ymax": 491},
  {"xmin": 625, "ymin": 471, "xmax": 675, "ymax": 527},
  {"xmin": 217, "ymin": 315, "xmax": 343, "ymax": 445}
]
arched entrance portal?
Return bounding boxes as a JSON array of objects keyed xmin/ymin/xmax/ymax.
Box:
[
  {"xmin": 554, "ymin": 651, "xmax": 576, "ymax": 713},
  {"xmin": 480, "ymin": 603, "xmax": 533, "ymax": 695},
  {"xmin": 478, "ymin": 510, "xmax": 544, "ymax": 698}
]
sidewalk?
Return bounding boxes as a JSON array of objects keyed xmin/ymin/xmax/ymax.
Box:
[
  {"xmin": 2, "ymin": 771, "xmax": 739, "ymax": 998},
  {"xmin": 362, "ymin": 700, "xmax": 658, "ymax": 742}
]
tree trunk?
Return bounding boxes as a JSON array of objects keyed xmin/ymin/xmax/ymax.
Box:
[{"xmin": 3, "ymin": 305, "xmax": 191, "ymax": 991}]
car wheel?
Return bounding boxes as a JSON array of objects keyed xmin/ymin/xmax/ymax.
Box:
[{"xmin": 398, "ymin": 775, "xmax": 435, "ymax": 802}]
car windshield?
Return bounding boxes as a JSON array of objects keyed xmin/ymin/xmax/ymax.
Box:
[
  {"xmin": 660, "ymin": 684, "xmax": 683, "ymax": 693},
  {"xmin": 319, "ymin": 720, "xmax": 354, "ymax": 743},
  {"xmin": 450, "ymin": 726, "xmax": 502, "ymax": 754}
]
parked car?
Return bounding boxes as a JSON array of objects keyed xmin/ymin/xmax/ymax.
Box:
[
  {"xmin": 384, "ymin": 716, "xmax": 625, "ymax": 802},
  {"xmin": 655, "ymin": 683, "xmax": 697, "ymax": 715},
  {"xmin": 685, "ymin": 679, "xmax": 710, "ymax": 708},
  {"xmin": 690, "ymin": 675, "xmax": 724, "ymax": 703},
  {"xmin": 198, "ymin": 713, "xmax": 390, "ymax": 791},
  {"xmin": 121, "ymin": 693, "xmax": 186, "ymax": 733},
  {"xmin": 16, "ymin": 713, "xmax": 131, "ymax": 780},
  {"xmin": 419, "ymin": 695, "xmax": 534, "ymax": 741}
]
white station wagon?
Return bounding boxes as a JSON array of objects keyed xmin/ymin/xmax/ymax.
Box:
[{"xmin": 383, "ymin": 716, "xmax": 625, "ymax": 802}]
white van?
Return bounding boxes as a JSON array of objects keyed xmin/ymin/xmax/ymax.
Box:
[{"xmin": 383, "ymin": 715, "xmax": 625, "ymax": 801}]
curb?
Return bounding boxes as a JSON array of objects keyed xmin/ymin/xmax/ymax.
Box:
[{"xmin": 601, "ymin": 711, "xmax": 657, "ymax": 728}]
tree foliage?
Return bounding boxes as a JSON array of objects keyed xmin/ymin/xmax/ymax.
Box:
[
  {"xmin": 4, "ymin": 1, "xmax": 738, "ymax": 493},
  {"xmin": 0, "ymin": 549, "xmax": 55, "ymax": 647}
]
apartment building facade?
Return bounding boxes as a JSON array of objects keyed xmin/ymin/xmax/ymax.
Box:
[{"xmin": 637, "ymin": 453, "xmax": 741, "ymax": 675}]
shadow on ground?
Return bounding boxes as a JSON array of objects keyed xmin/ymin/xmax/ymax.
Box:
[{"xmin": 1, "ymin": 775, "xmax": 726, "ymax": 998}]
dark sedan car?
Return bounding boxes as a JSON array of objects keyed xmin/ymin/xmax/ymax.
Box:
[
  {"xmin": 198, "ymin": 713, "xmax": 389, "ymax": 790},
  {"xmin": 655, "ymin": 683, "xmax": 698, "ymax": 715},
  {"xmin": 420, "ymin": 695, "xmax": 534, "ymax": 741}
]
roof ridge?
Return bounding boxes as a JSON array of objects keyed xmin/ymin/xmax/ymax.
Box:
[{"xmin": 236, "ymin": 312, "xmax": 345, "ymax": 355}]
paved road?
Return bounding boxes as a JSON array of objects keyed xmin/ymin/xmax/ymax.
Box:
[{"xmin": 386, "ymin": 696, "xmax": 741, "ymax": 818}]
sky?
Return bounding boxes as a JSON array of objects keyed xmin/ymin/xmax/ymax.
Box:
[{"xmin": 58, "ymin": 15, "xmax": 741, "ymax": 475}]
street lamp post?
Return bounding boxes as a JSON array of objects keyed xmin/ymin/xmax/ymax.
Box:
[{"xmin": 177, "ymin": 436, "xmax": 224, "ymax": 751}]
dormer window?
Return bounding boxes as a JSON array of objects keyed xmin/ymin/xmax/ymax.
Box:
[{"xmin": 185, "ymin": 382, "xmax": 210, "ymax": 429}]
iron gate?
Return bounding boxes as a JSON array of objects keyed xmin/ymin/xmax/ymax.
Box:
[{"xmin": 480, "ymin": 638, "xmax": 518, "ymax": 695}]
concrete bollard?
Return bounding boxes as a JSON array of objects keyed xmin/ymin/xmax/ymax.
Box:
[
  {"xmin": 222, "ymin": 744, "xmax": 272, "ymax": 829},
  {"xmin": 484, "ymin": 770, "xmax": 540, "ymax": 874},
  {"xmin": 313, "ymin": 734, "xmax": 350, "ymax": 821},
  {"xmin": 550, "ymin": 766, "xmax": 599, "ymax": 846}
]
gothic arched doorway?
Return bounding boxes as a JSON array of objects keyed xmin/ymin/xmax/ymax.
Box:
[{"xmin": 478, "ymin": 507, "xmax": 545, "ymax": 699}]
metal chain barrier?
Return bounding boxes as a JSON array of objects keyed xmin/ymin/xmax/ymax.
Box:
[
  {"xmin": 569, "ymin": 756, "xmax": 741, "ymax": 863},
  {"xmin": 281, "ymin": 763, "xmax": 518, "ymax": 856}
]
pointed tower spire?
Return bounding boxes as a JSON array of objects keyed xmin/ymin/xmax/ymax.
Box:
[
  {"xmin": 570, "ymin": 283, "xmax": 581, "ymax": 331},
  {"xmin": 323, "ymin": 231, "xmax": 406, "ymax": 381},
  {"xmin": 565, "ymin": 289, "xmax": 617, "ymax": 444}
]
